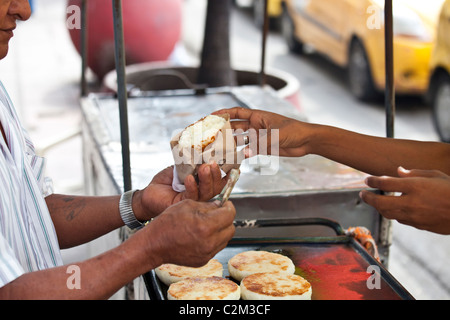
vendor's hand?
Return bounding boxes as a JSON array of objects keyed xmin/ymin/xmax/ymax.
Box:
[
  {"xmin": 213, "ymin": 107, "xmax": 311, "ymax": 158},
  {"xmin": 360, "ymin": 167, "xmax": 450, "ymax": 235},
  {"xmin": 144, "ymin": 199, "xmax": 236, "ymax": 268},
  {"xmin": 134, "ymin": 163, "xmax": 228, "ymax": 220}
]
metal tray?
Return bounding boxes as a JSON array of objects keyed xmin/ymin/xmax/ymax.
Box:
[{"xmin": 142, "ymin": 218, "xmax": 413, "ymax": 300}]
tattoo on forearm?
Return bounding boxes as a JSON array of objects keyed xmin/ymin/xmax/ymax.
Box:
[{"xmin": 61, "ymin": 196, "xmax": 86, "ymax": 222}]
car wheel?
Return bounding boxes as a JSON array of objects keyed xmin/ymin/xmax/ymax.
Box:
[
  {"xmin": 432, "ymin": 73, "xmax": 450, "ymax": 143},
  {"xmin": 348, "ymin": 39, "xmax": 378, "ymax": 101},
  {"xmin": 281, "ymin": 8, "xmax": 303, "ymax": 54}
]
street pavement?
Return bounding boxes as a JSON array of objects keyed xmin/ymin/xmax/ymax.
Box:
[{"xmin": 0, "ymin": 0, "xmax": 448, "ymax": 300}]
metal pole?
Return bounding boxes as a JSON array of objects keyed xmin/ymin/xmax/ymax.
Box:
[
  {"xmin": 259, "ymin": 0, "xmax": 269, "ymax": 87},
  {"xmin": 80, "ymin": 0, "xmax": 87, "ymax": 97},
  {"xmin": 380, "ymin": 0, "xmax": 395, "ymax": 250},
  {"xmin": 384, "ymin": 0, "xmax": 395, "ymax": 138},
  {"xmin": 112, "ymin": 0, "xmax": 132, "ymax": 192}
]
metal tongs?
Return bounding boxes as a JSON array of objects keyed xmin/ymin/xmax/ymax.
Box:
[{"xmin": 216, "ymin": 169, "xmax": 240, "ymax": 206}]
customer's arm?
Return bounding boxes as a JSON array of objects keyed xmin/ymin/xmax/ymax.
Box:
[
  {"xmin": 306, "ymin": 123, "xmax": 450, "ymax": 177},
  {"xmin": 215, "ymin": 107, "xmax": 450, "ymax": 176}
]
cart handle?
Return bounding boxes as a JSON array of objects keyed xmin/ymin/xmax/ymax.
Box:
[{"xmin": 234, "ymin": 217, "xmax": 345, "ymax": 236}]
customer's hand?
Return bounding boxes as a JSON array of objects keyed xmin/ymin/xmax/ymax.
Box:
[
  {"xmin": 133, "ymin": 163, "xmax": 228, "ymax": 221},
  {"xmin": 145, "ymin": 199, "xmax": 236, "ymax": 268},
  {"xmin": 360, "ymin": 167, "xmax": 450, "ymax": 235},
  {"xmin": 214, "ymin": 107, "xmax": 311, "ymax": 158}
]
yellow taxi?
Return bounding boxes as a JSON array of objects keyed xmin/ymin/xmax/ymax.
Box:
[
  {"xmin": 428, "ymin": 0, "xmax": 450, "ymax": 142},
  {"xmin": 281, "ymin": 0, "xmax": 445, "ymax": 100}
]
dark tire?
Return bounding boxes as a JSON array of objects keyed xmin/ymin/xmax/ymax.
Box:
[
  {"xmin": 431, "ymin": 72, "xmax": 450, "ymax": 143},
  {"xmin": 348, "ymin": 39, "xmax": 378, "ymax": 101},
  {"xmin": 281, "ymin": 7, "xmax": 303, "ymax": 54}
]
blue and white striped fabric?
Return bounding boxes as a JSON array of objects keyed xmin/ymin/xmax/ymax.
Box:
[{"xmin": 0, "ymin": 82, "xmax": 62, "ymax": 287}]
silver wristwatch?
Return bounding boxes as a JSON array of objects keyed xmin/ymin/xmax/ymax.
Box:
[{"xmin": 119, "ymin": 189, "xmax": 144, "ymax": 229}]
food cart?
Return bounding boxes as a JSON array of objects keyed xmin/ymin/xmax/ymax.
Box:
[{"xmin": 79, "ymin": 0, "xmax": 412, "ymax": 300}]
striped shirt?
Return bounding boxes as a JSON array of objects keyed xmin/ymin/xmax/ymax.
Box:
[{"xmin": 0, "ymin": 81, "xmax": 62, "ymax": 287}]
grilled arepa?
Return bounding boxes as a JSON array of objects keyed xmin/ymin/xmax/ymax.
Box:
[
  {"xmin": 167, "ymin": 276, "xmax": 240, "ymax": 300},
  {"xmin": 171, "ymin": 113, "xmax": 241, "ymax": 185},
  {"xmin": 155, "ymin": 259, "xmax": 223, "ymax": 286},
  {"xmin": 228, "ymin": 250, "xmax": 295, "ymax": 282},
  {"xmin": 178, "ymin": 115, "xmax": 227, "ymax": 151},
  {"xmin": 240, "ymin": 272, "xmax": 312, "ymax": 300}
]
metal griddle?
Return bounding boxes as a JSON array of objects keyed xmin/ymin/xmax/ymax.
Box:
[{"xmin": 143, "ymin": 218, "xmax": 414, "ymax": 300}]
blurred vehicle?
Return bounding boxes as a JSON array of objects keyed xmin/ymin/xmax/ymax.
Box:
[
  {"xmin": 281, "ymin": 0, "xmax": 445, "ymax": 101},
  {"xmin": 235, "ymin": 0, "xmax": 284, "ymax": 28},
  {"xmin": 428, "ymin": 0, "xmax": 450, "ymax": 142}
]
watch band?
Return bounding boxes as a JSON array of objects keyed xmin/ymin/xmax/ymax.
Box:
[{"xmin": 119, "ymin": 189, "xmax": 144, "ymax": 229}]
